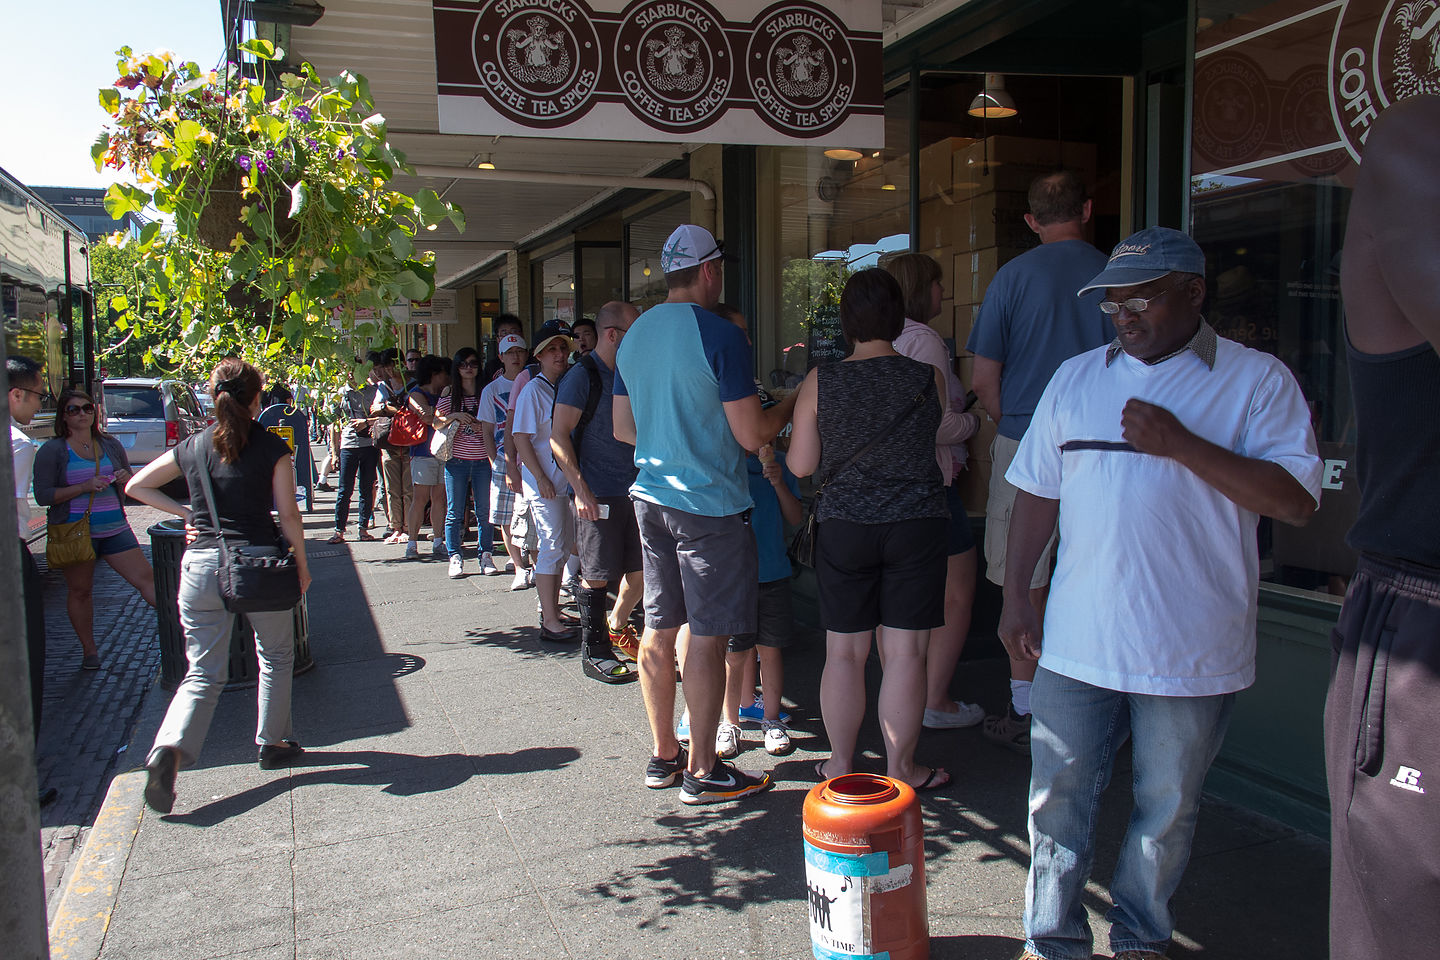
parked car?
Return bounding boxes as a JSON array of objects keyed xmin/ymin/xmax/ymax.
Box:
[{"xmin": 101, "ymin": 378, "xmax": 210, "ymax": 467}]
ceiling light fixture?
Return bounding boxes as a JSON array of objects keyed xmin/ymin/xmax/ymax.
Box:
[
  {"xmin": 881, "ymin": 182, "xmax": 897, "ymax": 191},
  {"xmin": 968, "ymin": 73, "xmax": 1018, "ymax": 119},
  {"xmin": 477, "ymin": 153, "xmax": 496, "ymax": 170},
  {"xmin": 823, "ymin": 148, "xmax": 863, "ymax": 161},
  {"xmin": 642, "ymin": 261, "xmax": 651, "ymax": 277}
]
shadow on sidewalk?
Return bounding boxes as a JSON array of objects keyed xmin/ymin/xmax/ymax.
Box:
[{"xmin": 162, "ymin": 745, "xmax": 581, "ymax": 826}]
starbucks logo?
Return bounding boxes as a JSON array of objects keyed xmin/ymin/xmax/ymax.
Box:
[
  {"xmin": 746, "ymin": 1, "xmax": 856, "ymax": 137},
  {"xmin": 1194, "ymin": 52, "xmax": 1271, "ymax": 168},
  {"xmin": 472, "ymin": 0, "xmax": 601, "ymax": 127},
  {"xmin": 1330, "ymin": 0, "xmax": 1440, "ymax": 163},
  {"xmin": 613, "ymin": 0, "xmax": 733, "ymax": 133}
]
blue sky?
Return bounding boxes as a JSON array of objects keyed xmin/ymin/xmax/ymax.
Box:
[{"xmin": 1, "ymin": 3, "xmax": 225, "ymax": 189}]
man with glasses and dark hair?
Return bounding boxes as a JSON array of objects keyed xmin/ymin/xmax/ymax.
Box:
[
  {"xmin": 965, "ymin": 169, "xmax": 1113, "ymax": 753},
  {"xmin": 613, "ymin": 224, "xmax": 795, "ymax": 804},
  {"xmin": 551, "ymin": 301, "xmax": 642, "ymax": 684},
  {"xmin": 8, "ymin": 356, "xmax": 52, "ymax": 768},
  {"xmin": 999, "ymin": 226, "xmax": 1322, "ymax": 960}
]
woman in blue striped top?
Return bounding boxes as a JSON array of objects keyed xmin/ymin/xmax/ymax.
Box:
[{"xmin": 34, "ymin": 389, "xmax": 156, "ymax": 670}]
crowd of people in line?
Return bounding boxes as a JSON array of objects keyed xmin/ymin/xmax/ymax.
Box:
[{"xmin": 11, "ymin": 99, "xmax": 1436, "ymax": 960}]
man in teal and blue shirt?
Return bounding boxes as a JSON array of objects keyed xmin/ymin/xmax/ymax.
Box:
[{"xmin": 613, "ymin": 223, "xmax": 794, "ymax": 805}]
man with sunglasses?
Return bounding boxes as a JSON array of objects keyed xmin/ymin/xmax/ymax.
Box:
[
  {"xmin": 8, "ymin": 357, "xmax": 50, "ymax": 767},
  {"xmin": 997, "ymin": 226, "xmax": 1323, "ymax": 960}
]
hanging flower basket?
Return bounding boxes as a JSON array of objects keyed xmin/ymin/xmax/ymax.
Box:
[{"xmin": 192, "ymin": 162, "xmax": 300, "ymax": 252}]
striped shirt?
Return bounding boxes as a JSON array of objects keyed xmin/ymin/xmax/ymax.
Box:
[
  {"xmin": 65, "ymin": 447, "xmax": 127, "ymax": 537},
  {"xmin": 435, "ymin": 390, "xmax": 487, "ymax": 460}
]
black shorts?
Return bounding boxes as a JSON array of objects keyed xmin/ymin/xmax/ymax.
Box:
[
  {"xmin": 945, "ymin": 483, "xmax": 976, "ymax": 556},
  {"xmin": 816, "ymin": 516, "xmax": 947, "ymax": 633},
  {"xmin": 728, "ymin": 580, "xmax": 793, "ymax": 652},
  {"xmin": 575, "ymin": 495, "xmax": 643, "ymax": 582}
]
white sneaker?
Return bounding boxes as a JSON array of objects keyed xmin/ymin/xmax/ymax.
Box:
[
  {"xmin": 524, "ymin": 566, "xmax": 536, "ymax": 588},
  {"xmin": 922, "ymin": 700, "xmax": 986, "ymax": 729},
  {"xmin": 404, "ymin": 540, "xmax": 419, "ymax": 559},
  {"xmin": 479, "ymin": 552, "xmax": 498, "ymax": 576},
  {"xmin": 432, "ymin": 536, "xmax": 447, "ymax": 558},
  {"xmin": 715, "ymin": 721, "xmax": 742, "ymax": 759},
  {"xmin": 448, "ymin": 555, "xmax": 464, "ymax": 579},
  {"xmin": 762, "ymin": 719, "xmax": 792, "ymax": 756},
  {"xmin": 509, "ymin": 569, "xmax": 530, "ymax": 592}
]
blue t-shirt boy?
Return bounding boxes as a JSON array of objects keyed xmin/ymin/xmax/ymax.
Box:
[{"xmin": 748, "ymin": 449, "xmax": 801, "ymax": 584}]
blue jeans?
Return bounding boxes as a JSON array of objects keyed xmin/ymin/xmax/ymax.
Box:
[
  {"xmin": 335, "ymin": 446, "xmax": 379, "ymax": 533},
  {"xmin": 444, "ymin": 456, "xmax": 493, "ymax": 558},
  {"xmin": 1024, "ymin": 667, "xmax": 1235, "ymax": 960}
]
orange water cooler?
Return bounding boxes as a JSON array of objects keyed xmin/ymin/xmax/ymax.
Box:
[{"xmin": 802, "ymin": 773, "xmax": 928, "ymax": 960}]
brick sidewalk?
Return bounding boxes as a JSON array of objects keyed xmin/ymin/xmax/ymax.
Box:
[{"xmin": 33, "ymin": 504, "xmax": 170, "ymax": 919}]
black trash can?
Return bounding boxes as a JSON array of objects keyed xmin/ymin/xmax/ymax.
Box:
[{"xmin": 149, "ymin": 519, "xmax": 314, "ymax": 692}]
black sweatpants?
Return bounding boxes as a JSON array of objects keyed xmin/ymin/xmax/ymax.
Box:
[
  {"xmin": 1325, "ymin": 553, "xmax": 1440, "ymax": 960},
  {"xmin": 20, "ymin": 539, "xmax": 46, "ymax": 741}
]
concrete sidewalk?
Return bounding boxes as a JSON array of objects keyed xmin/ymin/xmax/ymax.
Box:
[{"xmin": 47, "ymin": 493, "xmax": 1330, "ymax": 960}]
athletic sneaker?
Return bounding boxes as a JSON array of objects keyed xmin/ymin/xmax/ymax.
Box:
[
  {"xmin": 645, "ymin": 746, "xmax": 688, "ymax": 789},
  {"xmin": 680, "ymin": 761, "xmax": 772, "ymax": 805},
  {"xmin": 432, "ymin": 536, "xmax": 447, "ymax": 558},
  {"xmin": 738, "ymin": 696, "xmax": 791, "ymax": 725},
  {"xmin": 479, "ymin": 552, "xmax": 498, "ymax": 576},
  {"xmin": 922, "ymin": 700, "xmax": 986, "ymax": 729},
  {"xmin": 448, "ymin": 555, "xmax": 465, "ymax": 579},
  {"xmin": 404, "ymin": 540, "xmax": 419, "ymax": 560},
  {"xmin": 761, "ymin": 719, "xmax": 792, "ymax": 756},
  {"xmin": 715, "ymin": 721, "xmax": 742, "ymax": 759},
  {"xmin": 982, "ymin": 705, "xmax": 1032, "ymax": 754},
  {"xmin": 509, "ymin": 568, "xmax": 530, "ymax": 591}
]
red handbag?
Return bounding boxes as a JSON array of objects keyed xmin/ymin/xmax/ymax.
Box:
[{"xmin": 388, "ymin": 406, "xmax": 429, "ymax": 447}]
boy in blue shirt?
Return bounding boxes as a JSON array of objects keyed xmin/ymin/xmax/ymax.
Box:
[{"xmin": 716, "ymin": 441, "xmax": 802, "ymax": 757}]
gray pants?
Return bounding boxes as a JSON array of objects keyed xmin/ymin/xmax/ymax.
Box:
[{"xmin": 148, "ymin": 548, "xmax": 295, "ymax": 767}]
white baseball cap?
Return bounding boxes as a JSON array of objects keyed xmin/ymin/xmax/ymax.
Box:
[
  {"xmin": 660, "ymin": 224, "xmax": 725, "ymax": 274},
  {"xmin": 498, "ymin": 334, "xmax": 527, "ymax": 354}
]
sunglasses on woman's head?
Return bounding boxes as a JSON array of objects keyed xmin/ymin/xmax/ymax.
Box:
[{"xmin": 65, "ymin": 403, "xmax": 96, "ymax": 415}]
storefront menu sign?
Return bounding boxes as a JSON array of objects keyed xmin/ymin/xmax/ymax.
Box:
[
  {"xmin": 1194, "ymin": 0, "xmax": 1440, "ymax": 181},
  {"xmin": 407, "ymin": 290, "xmax": 458, "ymax": 324},
  {"xmin": 433, "ymin": 0, "xmax": 883, "ymax": 145}
]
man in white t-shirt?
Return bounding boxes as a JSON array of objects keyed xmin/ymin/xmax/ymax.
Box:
[
  {"xmin": 9, "ymin": 356, "xmax": 48, "ymax": 756},
  {"xmin": 479, "ymin": 334, "xmax": 529, "ymax": 588},
  {"xmin": 1000, "ymin": 227, "xmax": 1323, "ymax": 960},
  {"xmin": 511, "ymin": 320, "xmax": 575, "ymax": 641}
]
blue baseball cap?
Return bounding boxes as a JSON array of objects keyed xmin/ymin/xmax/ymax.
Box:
[{"xmin": 1077, "ymin": 226, "xmax": 1206, "ymax": 296}]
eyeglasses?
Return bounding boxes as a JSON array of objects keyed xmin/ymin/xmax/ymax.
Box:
[
  {"xmin": 405, "ymin": 356, "xmax": 421, "ymax": 363},
  {"xmin": 65, "ymin": 403, "xmax": 96, "ymax": 415},
  {"xmin": 458, "ymin": 360, "xmax": 480, "ymax": 369},
  {"xmin": 1099, "ymin": 278, "xmax": 1189, "ymax": 316},
  {"xmin": 14, "ymin": 387, "xmax": 46, "ymax": 400}
]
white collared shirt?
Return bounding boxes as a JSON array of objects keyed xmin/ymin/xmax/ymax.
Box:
[{"xmin": 11, "ymin": 424, "xmax": 35, "ymax": 523}]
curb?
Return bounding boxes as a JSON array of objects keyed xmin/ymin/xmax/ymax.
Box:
[
  {"xmin": 47, "ymin": 770, "xmax": 146, "ymax": 960},
  {"xmin": 48, "ymin": 676, "xmax": 167, "ymax": 960}
]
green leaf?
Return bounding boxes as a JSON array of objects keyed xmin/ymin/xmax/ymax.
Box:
[
  {"xmin": 91, "ymin": 131, "xmax": 110, "ymax": 172},
  {"xmin": 257, "ymin": 115, "xmax": 288, "ymax": 143},
  {"xmin": 104, "ymin": 183, "xmax": 151, "ymax": 219},
  {"xmin": 321, "ymin": 183, "xmax": 345, "ymax": 213},
  {"xmin": 99, "ymin": 88, "xmax": 121, "ymax": 114},
  {"xmin": 362, "ymin": 157, "xmax": 393, "ymax": 180},
  {"xmin": 308, "ymin": 271, "xmax": 342, "ymax": 301},
  {"xmin": 110, "ymin": 294, "xmax": 130, "ymax": 312},
  {"xmin": 393, "ymin": 269, "xmax": 433, "ymax": 302},
  {"xmin": 360, "ymin": 113, "xmax": 386, "ymax": 139},
  {"xmin": 140, "ymin": 220, "xmax": 162, "ymax": 245},
  {"xmin": 174, "ymin": 119, "xmax": 202, "ymax": 145},
  {"xmin": 239, "ymin": 38, "xmax": 278, "ymax": 61},
  {"xmin": 387, "ymin": 228, "xmax": 414, "ymax": 259}
]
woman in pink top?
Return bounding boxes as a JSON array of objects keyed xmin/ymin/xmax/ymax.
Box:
[{"xmin": 886, "ymin": 253, "xmax": 984, "ymax": 731}]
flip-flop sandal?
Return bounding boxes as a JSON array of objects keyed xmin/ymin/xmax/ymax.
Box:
[
  {"xmin": 911, "ymin": 766, "xmax": 950, "ymax": 792},
  {"xmin": 582, "ymin": 656, "xmax": 638, "ymax": 684},
  {"xmin": 815, "ymin": 760, "xmax": 836, "ymax": 781},
  {"xmin": 326, "ymin": 533, "xmax": 345, "ymax": 544}
]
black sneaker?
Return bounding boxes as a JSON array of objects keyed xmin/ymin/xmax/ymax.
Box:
[
  {"xmin": 645, "ymin": 746, "xmax": 688, "ymax": 788},
  {"xmin": 680, "ymin": 761, "xmax": 773, "ymax": 805},
  {"xmin": 258, "ymin": 740, "xmax": 305, "ymax": 770},
  {"xmin": 144, "ymin": 747, "xmax": 179, "ymax": 814}
]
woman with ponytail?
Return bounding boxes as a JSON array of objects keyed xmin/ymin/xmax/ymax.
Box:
[{"xmin": 126, "ymin": 358, "xmax": 311, "ymax": 813}]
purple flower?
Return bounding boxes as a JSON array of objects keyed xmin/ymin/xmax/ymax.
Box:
[
  {"xmin": 257, "ymin": 159, "xmax": 268, "ymax": 174},
  {"xmin": 265, "ymin": 149, "xmax": 275, "ymax": 159},
  {"xmin": 305, "ymin": 137, "xmax": 318, "ymax": 149},
  {"xmin": 335, "ymin": 148, "xmax": 345, "ymax": 160},
  {"xmin": 291, "ymin": 106, "xmax": 312, "ymax": 122},
  {"xmin": 236, "ymin": 155, "xmax": 252, "ymax": 172}
]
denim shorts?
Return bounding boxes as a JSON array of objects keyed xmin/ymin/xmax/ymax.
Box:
[{"xmin": 95, "ymin": 525, "xmax": 141, "ymax": 556}]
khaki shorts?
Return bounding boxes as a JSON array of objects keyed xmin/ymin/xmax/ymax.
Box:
[{"xmin": 984, "ymin": 432, "xmax": 1058, "ymax": 589}]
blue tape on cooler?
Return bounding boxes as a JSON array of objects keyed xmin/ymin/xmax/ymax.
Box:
[
  {"xmin": 804, "ymin": 841, "xmax": 890, "ymax": 877},
  {"xmin": 812, "ymin": 944, "xmax": 892, "ymax": 960}
]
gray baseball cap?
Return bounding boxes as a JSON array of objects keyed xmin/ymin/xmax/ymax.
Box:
[{"xmin": 1078, "ymin": 226, "xmax": 1206, "ymax": 295}]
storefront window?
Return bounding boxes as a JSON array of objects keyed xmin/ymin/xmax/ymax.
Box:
[
  {"xmin": 625, "ymin": 199, "xmax": 687, "ymax": 312},
  {"xmin": 1192, "ymin": 0, "xmax": 1384, "ymax": 596},
  {"xmin": 533, "ymin": 252, "xmax": 575, "ymax": 332}
]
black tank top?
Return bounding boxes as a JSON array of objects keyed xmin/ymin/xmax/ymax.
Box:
[
  {"xmin": 1346, "ymin": 338, "xmax": 1440, "ymax": 568},
  {"xmin": 815, "ymin": 355, "xmax": 946, "ymax": 524}
]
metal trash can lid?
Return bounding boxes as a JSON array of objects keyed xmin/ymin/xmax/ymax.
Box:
[{"xmin": 147, "ymin": 518, "xmax": 189, "ymax": 538}]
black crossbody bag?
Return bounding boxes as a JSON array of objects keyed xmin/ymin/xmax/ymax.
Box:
[
  {"xmin": 193, "ymin": 439, "xmax": 303, "ymax": 613},
  {"xmin": 788, "ymin": 375, "xmax": 935, "ymax": 568}
]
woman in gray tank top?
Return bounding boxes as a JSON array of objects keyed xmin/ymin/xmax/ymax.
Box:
[{"xmin": 787, "ymin": 268, "xmax": 953, "ymax": 792}]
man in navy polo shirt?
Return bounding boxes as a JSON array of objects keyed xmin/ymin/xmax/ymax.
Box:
[{"xmin": 613, "ymin": 224, "xmax": 795, "ymax": 805}]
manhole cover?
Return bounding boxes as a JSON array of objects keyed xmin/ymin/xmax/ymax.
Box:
[{"xmin": 307, "ymin": 549, "xmax": 345, "ymax": 559}]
